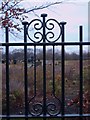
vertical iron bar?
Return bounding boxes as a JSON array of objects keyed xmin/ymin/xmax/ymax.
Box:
[
  {"xmin": 61, "ymin": 22, "xmax": 66, "ymax": 120},
  {"xmin": 34, "ymin": 45, "xmax": 36, "ymax": 96},
  {"xmin": 41, "ymin": 14, "xmax": 47, "ymax": 119},
  {"xmin": 23, "ymin": 22, "xmax": 28, "ymax": 120},
  {"xmin": 79, "ymin": 26, "xmax": 83, "ymax": 119},
  {"xmin": 53, "ymin": 46, "xmax": 55, "ymax": 95},
  {"xmin": 6, "ymin": 27, "xmax": 10, "ymax": 120}
]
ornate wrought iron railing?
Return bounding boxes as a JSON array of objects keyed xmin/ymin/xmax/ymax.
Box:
[{"xmin": 1, "ymin": 14, "xmax": 90, "ymax": 120}]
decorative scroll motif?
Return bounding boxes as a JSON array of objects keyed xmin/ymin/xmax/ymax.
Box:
[
  {"xmin": 29, "ymin": 102, "xmax": 43, "ymax": 116},
  {"xmin": 27, "ymin": 18, "xmax": 62, "ymax": 43},
  {"xmin": 27, "ymin": 19, "xmax": 43, "ymax": 43},
  {"xmin": 28, "ymin": 14, "xmax": 63, "ymax": 116},
  {"xmin": 45, "ymin": 19, "xmax": 62, "ymax": 42},
  {"xmin": 29, "ymin": 97, "xmax": 61, "ymax": 116},
  {"xmin": 46, "ymin": 97, "xmax": 61, "ymax": 116}
]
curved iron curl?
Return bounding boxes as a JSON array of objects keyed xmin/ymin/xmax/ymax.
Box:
[
  {"xmin": 45, "ymin": 19, "xmax": 63, "ymax": 43},
  {"xmin": 28, "ymin": 93, "xmax": 43, "ymax": 116},
  {"xmin": 46, "ymin": 99, "xmax": 61, "ymax": 116},
  {"xmin": 52, "ymin": 81, "xmax": 62, "ymax": 116},
  {"xmin": 29, "ymin": 102, "xmax": 43, "ymax": 116},
  {"xmin": 27, "ymin": 19, "xmax": 43, "ymax": 43}
]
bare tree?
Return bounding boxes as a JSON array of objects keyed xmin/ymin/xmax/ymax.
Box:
[{"xmin": 0, "ymin": 0, "xmax": 67, "ymax": 34}]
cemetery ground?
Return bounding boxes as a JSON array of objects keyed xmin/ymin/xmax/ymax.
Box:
[{"xmin": 2, "ymin": 59, "xmax": 90, "ymax": 119}]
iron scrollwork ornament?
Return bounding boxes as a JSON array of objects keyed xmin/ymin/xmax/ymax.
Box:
[
  {"xmin": 45, "ymin": 19, "xmax": 62, "ymax": 42},
  {"xmin": 29, "ymin": 102, "xmax": 43, "ymax": 116},
  {"xmin": 46, "ymin": 96, "xmax": 61, "ymax": 116},
  {"xmin": 27, "ymin": 17, "xmax": 62, "ymax": 43},
  {"xmin": 27, "ymin": 14, "xmax": 66, "ymax": 117},
  {"xmin": 27, "ymin": 19, "xmax": 43, "ymax": 43},
  {"xmin": 29, "ymin": 97, "xmax": 61, "ymax": 116}
]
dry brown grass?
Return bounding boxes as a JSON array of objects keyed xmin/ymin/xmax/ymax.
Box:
[{"xmin": 2, "ymin": 60, "xmax": 90, "ymax": 115}]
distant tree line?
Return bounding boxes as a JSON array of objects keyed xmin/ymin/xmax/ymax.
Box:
[{"xmin": 1, "ymin": 48, "xmax": 90, "ymax": 62}]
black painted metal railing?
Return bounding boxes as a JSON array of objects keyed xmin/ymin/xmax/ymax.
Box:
[{"xmin": 1, "ymin": 14, "xmax": 90, "ymax": 120}]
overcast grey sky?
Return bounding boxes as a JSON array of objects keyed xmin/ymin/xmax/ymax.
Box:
[
  {"xmin": 20, "ymin": 0, "xmax": 89, "ymax": 52},
  {"xmin": 1, "ymin": 0, "xmax": 89, "ymax": 53}
]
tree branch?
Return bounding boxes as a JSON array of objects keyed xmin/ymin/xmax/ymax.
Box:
[
  {"xmin": 0, "ymin": 0, "xmax": 68, "ymax": 36},
  {"xmin": 3, "ymin": 1, "xmax": 20, "ymax": 14},
  {"xmin": 22, "ymin": 2, "xmax": 63, "ymax": 14}
]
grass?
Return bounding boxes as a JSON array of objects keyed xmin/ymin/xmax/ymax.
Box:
[{"xmin": 2, "ymin": 60, "xmax": 90, "ymax": 115}]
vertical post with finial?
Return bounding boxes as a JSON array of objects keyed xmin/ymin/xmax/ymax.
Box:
[{"xmin": 41, "ymin": 14, "xmax": 47, "ymax": 119}]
